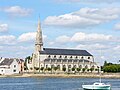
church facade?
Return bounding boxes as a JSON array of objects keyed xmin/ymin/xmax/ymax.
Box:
[{"xmin": 27, "ymin": 19, "xmax": 98, "ymax": 73}]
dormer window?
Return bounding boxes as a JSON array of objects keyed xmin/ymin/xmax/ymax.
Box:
[
  {"xmin": 48, "ymin": 55, "xmax": 50, "ymax": 58},
  {"xmin": 81, "ymin": 56, "xmax": 84, "ymax": 59},
  {"xmin": 59, "ymin": 56, "xmax": 62, "ymax": 58},
  {"xmin": 88, "ymin": 57, "xmax": 90, "ymax": 59},
  {"xmin": 76, "ymin": 56, "xmax": 78, "ymax": 59},
  {"xmin": 54, "ymin": 55, "xmax": 56, "ymax": 58},
  {"xmin": 70, "ymin": 56, "xmax": 72, "ymax": 58},
  {"xmin": 65, "ymin": 56, "xmax": 67, "ymax": 58}
]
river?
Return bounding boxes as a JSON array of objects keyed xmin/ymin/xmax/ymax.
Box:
[{"xmin": 0, "ymin": 77, "xmax": 119, "ymax": 90}]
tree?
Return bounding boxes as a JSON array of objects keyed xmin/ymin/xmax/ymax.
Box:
[
  {"xmin": 90, "ymin": 67, "xmax": 94, "ymax": 73},
  {"xmin": 72, "ymin": 67, "xmax": 75, "ymax": 71},
  {"xmin": 62, "ymin": 67, "xmax": 66, "ymax": 72},
  {"xmin": 82, "ymin": 68, "xmax": 86, "ymax": 73},
  {"xmin": 47, "ymin": 67, "xmax": 52, "ymax": 72},
  {"xmin": 34, "ymin": 67, "xmax": 39, "ymax": 70},
  {"xmin": 40, "ymin": 67, "xmax": 44, "ymax": 73},
  {"xmin": 24, "ymin": 56, "xmax": 31, "ymax": 71},
  {"xmin": 54, "ymin": 67, "xmax": 58, "ymax": 71},
  {"xmin": 76, "ymin": 68, "xmax": 81, "ymax": 74},
  {"xmin": 87, "ymin": 69, "xmax": 89, "ymax": 72}
]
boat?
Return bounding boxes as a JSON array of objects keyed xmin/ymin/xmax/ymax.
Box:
[
  {"xmin": 82, "ymin": 62, "xmax": 111, "ymax": 90},
  {"xmin": 82, "ymin": 82, "xmax": 111, "ymax": 90}
]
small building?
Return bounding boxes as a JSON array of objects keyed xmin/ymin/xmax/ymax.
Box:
[{"xmin": 0, "ymin": 58, "xmax": 24, "ymax": 75}]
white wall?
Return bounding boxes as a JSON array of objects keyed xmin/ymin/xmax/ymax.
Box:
[{"xmin": 0, "ymin": 59, "xmax": 20, "ymax": 75}]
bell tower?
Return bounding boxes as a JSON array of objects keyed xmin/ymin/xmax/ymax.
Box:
[
  {"xmin": 32, "ymin": 18, "xmax": 43, "ymax": 70},
  {"xmin": 35, "ymin": 18, "xmax": 43, "ymax": 52}
]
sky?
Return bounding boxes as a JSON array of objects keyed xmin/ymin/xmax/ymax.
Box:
[{"xmin": 0, "ymin": 0, "xmax": 120, "ymax": 65}]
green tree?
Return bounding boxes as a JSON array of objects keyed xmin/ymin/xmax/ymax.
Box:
[
  {"xmin": 82, "ymin": 68, "xmax": 86, "ymax": 73},
  {"xmin": 47, "ymin": 67, "xmax": 52, "ymax": 72},
  {"xmin": 76, "ymin": 68, "xmax": 81, "ymax": 74},
  {"xmin": 90, "ymin": 67, "xmax": 94, "ymax": 73},
  {"xmin": 40, "ymin": 67, "xmax": 44, "ymax": 73},
  {"xmin": 54, "ymin": 67, "xmax": 58, "ymax": 71},
  {"xmin": 62, "ymin": 67, "xmax": 66, "ymax": 72},
  {"xmin": 72, "ymin": 67, "xmax": 75, "ymax": 71}
]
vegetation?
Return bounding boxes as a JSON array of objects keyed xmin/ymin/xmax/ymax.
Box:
[
  {"xmin": 82, "ymin": 68, "xmax": 86, "ymax": 73},
  {"xmin": 89, "ymin": 67, "xmax": 94, "ymax": 73},
  {"xmin": 103, "ymin": 61, "xmax": 120, "ymax": 73},
  {"xmin": 24, "ymin": 56, "xmax": 32, "ymax": 70},
  {"xmin": 62, "ymin": 67, "xmax": 66, "ymax": 72},
  {"xmin": 76, "ymin": 68, "xmax": 81, "ymax": 74}
]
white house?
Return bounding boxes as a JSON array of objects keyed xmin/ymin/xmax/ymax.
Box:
[{"xmin": 0, "ymin": 58, "xmax": 24, "ymax": 75}]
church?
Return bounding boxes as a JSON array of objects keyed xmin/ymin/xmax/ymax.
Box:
[{"xmin": 27, "ymin": 19, "xmax": 98, "ymax": 73}]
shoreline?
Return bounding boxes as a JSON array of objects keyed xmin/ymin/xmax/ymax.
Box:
[{"xmin": 0, "ymin": 73, "xmax": 120, "ymax": 78}]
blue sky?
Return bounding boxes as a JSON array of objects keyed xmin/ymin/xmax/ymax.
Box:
[{"xmin": 0, "ymin": 0, "xmax": 120, "ymax": 64}]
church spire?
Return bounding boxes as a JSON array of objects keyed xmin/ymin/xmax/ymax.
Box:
[{"xmin": 35, "ymin": 17, "xmax": 43, "ymax": 52}]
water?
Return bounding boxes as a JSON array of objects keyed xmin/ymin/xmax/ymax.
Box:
[{"xmin": 0, "ymin": 77, "xmax": 119, "ymax": 90}]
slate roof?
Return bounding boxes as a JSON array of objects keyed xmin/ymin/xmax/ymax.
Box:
[
  {"xmin": 0, "ymin": 58, "xmax": 14, "ymax": 66},
  {"xmin": 40, "ymin": 48, "xmax": 93, "ymax": 56}
]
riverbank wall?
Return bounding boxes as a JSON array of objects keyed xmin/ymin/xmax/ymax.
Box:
[{"xmin": 0, "ymin": 73, "xmax": 120, "ymax": 78}]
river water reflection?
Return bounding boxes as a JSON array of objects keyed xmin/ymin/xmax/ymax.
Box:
[{"xmin": 0, "ymin": 77, "xmax": 119, "ymax": 90}]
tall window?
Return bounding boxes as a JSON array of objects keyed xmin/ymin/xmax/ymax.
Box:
[{"xmin": 14, "ymin": 65, "xmax": 16, "ymax": 68}]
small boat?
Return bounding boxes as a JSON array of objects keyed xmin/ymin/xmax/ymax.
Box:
[
  {"xmin": 82, "ymin": 64, "xmax": 111, "ymax": 90},
  {"xmin": 82, "ymin": 82, "xmax": 111, "ymax": 90}
]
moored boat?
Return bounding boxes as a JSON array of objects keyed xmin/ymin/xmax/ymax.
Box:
[{"xmin": 82, "ymin": 82, "xmax": 111, "ymax": 90}]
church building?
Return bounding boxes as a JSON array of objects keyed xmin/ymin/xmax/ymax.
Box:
[{"xmin": 27, "ymin": 19, "xmax": 98, "ymax": 73}]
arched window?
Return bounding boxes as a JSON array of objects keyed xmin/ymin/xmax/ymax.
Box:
[
  {"xmin": 85, "ymin": 65, "xmax": 88, "ymax": 69},
  {"xmin": 79, "ymin": 65, "xmax": 82, "ymax": 68},
  {"xmin": 57, "ymin": 65, "xmax": 60, "ymax": 70},
  {"xmin": 63, "ymin": 65, "xmax": 66, "ymax": 68},
  {"xmin": 73, "ymin": 65, "xmax": 76, "ymax": 68},
  {"xmin": 68, "ymin": 65, "xmax": 71, "ymax": 68},
  {"xmin": 51, "ymin": 65, "xmax": 55, "ymax": 68}
]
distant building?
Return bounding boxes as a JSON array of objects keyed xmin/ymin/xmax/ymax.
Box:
[
  {"xmin": 0, "ymin": 58, "xmax": 24, "ymax": 75},
  {"xmin": 27, "ymin": 19, "xmax": 98, "ymax": 72}
]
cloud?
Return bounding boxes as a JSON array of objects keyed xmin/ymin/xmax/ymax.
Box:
[
  {"xmin": 44, "ymin": 7, "xmax": 120, "ymax": 28},
  {"xmin": 18, "ymin": 32, "xmax": 47, "ymax": 43},
  {"xmin": 0, "ymin": 24, "xmax": 8, "ymax": 33},
  {"xmin": 113, "ymin": 45, "xmax": 120, "ymax": 50},
  {"xmin": 71, "ymin": 32, "xmax": 112, "ymax": 42},
  {"xmin": 0, "ymin": 6, "xmax": 32, "ymax": 17},
  {"xmin": 55, "ymin": 0, "xmax": 120, "ymax": 3},
  {"xmin": 0, "ymin": 35, "xmax": 16, "ymax": 45},
  {"xmin": 76, "ymin": 43, "xmax": 109, "ymax": 50},
  {"xmin": 55, "ymin": 35, "xmax": 70, "ymax": 43},
  {"xmin": 18, "ymin": 32, "xmax": 36, "ymax": 43},
  {"xmin": 114, "ymin": 23, "xmax": 120, "ymax": 30},
  {"xmin": 55, "ymin": 32, "xmax": 112, "ymax": 44},
  {"xmin": 0, "ymin": 45, "xmax": 34, "ymax": 58}
]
